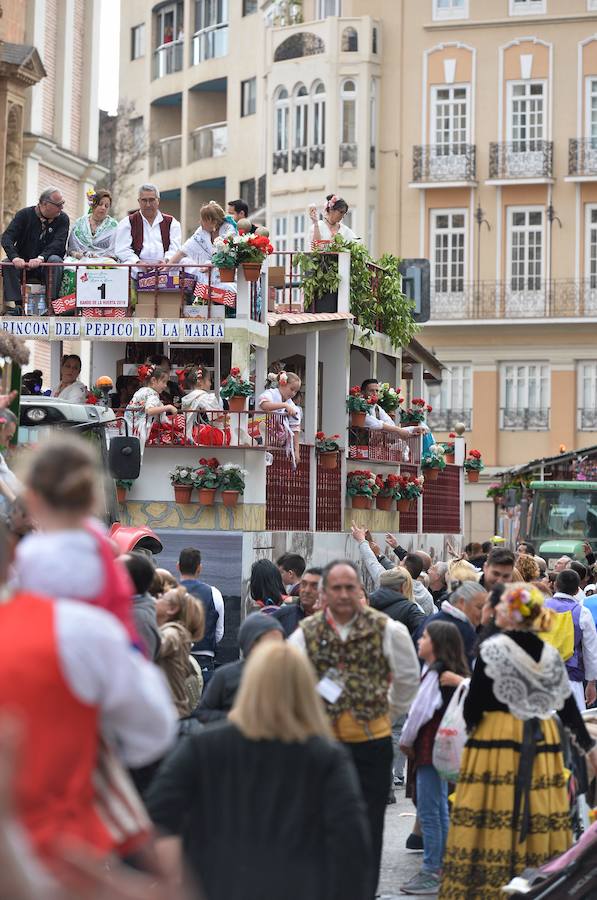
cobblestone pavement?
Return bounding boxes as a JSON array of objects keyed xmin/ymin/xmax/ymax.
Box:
[{"xmin": 378, "ymin": 788, "xmax": 429, "ymax": 900}]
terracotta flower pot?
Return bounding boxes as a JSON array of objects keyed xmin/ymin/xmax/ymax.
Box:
[
  {"xmin": 228, "ymin": 395, "xmax": 246, "ymax": 413},
  {"xmin": 174, "ymin": 484, "xmax": 193, "ymax": 503},
  {"xmin": 242, "ymin": 263, "xmax": 262, "ymax": 282},
  {"xmin": 219, "ymin": 267, "xmax": 236, "ymax": 283},
  {"xmin": 397, "ymin": 498, "xmax": 412, "ymax": 513},
  {"xmin": 467, "ymin": 470, "xmax": 480, "ymax": 483},
  {"xmin": 444, "ymin": 453, "xmax": 455, "ymax": 464},
  {"xmin": 376, "ymin": 495, "xmax": 393, "ymax": 511},
  {"xmin": 351, "ymin": 495, "xmax": 372, "ymax": 510},
  {"xmin": 318, "ymin": 451, "xmax": 338, "ymax": 470},
  {"xmin": 222, "ymin": 490, "xmax": 240, "ymax": 508},
  {"xmin": 116, "ymin": 486, "xmax": 127, "ymax": 504},
  {"xmin": 198, "ymin": 488, "xmax": 216, "ymax": 505},
  {"xmin": 423, "ymin": 467, "xmax": 439, "ymax": 481},
  {"xmin": 350, "ymin": 411, "xmax": 366, "ymax": 428}
]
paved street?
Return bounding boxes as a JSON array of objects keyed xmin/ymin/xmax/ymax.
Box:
[{"xmin": 379, "ymin": 789, "xmax": 427, "ymax": 899}]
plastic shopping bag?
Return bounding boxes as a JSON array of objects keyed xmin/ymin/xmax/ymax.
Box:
[{"xmin": 432, "ymin": 678, "xmax": 470, "ymax": 782}]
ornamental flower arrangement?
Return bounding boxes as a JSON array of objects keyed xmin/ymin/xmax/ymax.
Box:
[
  {"xmin": 220, "ymin": 367, "xmax": 253, "ymax": 412},
  {"xmin": 442, "ymin": 432, "xmax": 457, "ymax": 463},
  {"xmin": 464, "ymin": 449, "xmax": 484, "ymax": 483},
  {"xmin": 400, "ymin": 397, "xmax": 432, "ymax": 426},
  {"xmin": 346, "ymin": 469, "xmax": 379, "ymax": 510},
  {"xmin": 398, "ymin": 473, "xmax": 425, "ymax": 501},
  {"xmin": 377, "ymin": 384, "xmax": 403, "ymax": 415},
  {"xmin": 170, "ymin": 465, "xmax": 196, "ymax": 503},
  {"xmin": 347, "ymin": 387, "xmax": 371, "ymax": 427},
  {"xmin": 234, "ymin": 232, "xmax": 275, "ymax": 280},
  {"xmin": 218, "ymin": 462, "xmax": 247, "ymax": 508},
  {"xmin": 194, "ymin": 457, "xmax": 222, "ymax": 505},
  {"xmin": 211, "ymin": 236, "xmax": 238, "ymax": 280},
  {"xmin": 375, "ymin": 472, "xmax": 401, "ymax": 511},
  {"xmin": 504, "ymin": 584, "xmax": 545, "ymax": 625},
  {"xmin": 421, "ymin": 443, "xmax": 446, "ymax": 481},
  {"xmin": 315, "ymin": 432, "xmax": 341, "ymax": 470}
]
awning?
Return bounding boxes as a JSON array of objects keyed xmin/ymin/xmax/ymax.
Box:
[{"xmin": 402, "ymin": 338, "xmax": 443, "ymax": 383}]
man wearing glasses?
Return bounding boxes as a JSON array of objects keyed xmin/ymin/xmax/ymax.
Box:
[
  {"xmin": 1, "ymin": 187, "xmax": 69, "ymax": 314},
  {"xmin": 114, "ymin": 182, "xmax": 181, "ymax": 278}
]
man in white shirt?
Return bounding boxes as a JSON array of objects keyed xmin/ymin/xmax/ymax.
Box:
[
  {"xmin": 115, "ymin": 183, "xmax": 181, "ymax": 277},
  {"xmin": 361, "ymin": 379, "xmax": 425, "ymax": 440}
]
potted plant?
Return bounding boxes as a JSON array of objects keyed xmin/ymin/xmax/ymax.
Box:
[
  {"xmin": 486, "ymin": 483, "xmax": 503, "ymax": 504},
  {"xmin": 443, "ymin": 433, "xmax": 457, "ymax": 464},
  {"xmin": 235, "ymin": 232, "xmax": 275, "ymax": 282},
  {"xmin": 346, "ymin": 469, "xmax": 379, "ymax": 510},
  {"xmin": 212, "ymin": 235, "xmax": 238, "ymax": 282},
  {"xmin": 195, "ymin": 457, "xmax": 221, "ymax": 505},
  {"xmin": 315, "ymin": 432, "xmax": 341, "ymax": 469},
  {"xmin": 377, "ymin": 384, "xmax": 403, "ymax": 420},
  {"xmin": 421, "ymin": 443, "xmax": 446, "ymax": 482},
  {"xmin": 464, "ymin": 449, "xmax": 484, "ymax": 483},
  {"xmin": 220, "ymin": 367, "xmax": 253, "ymax": 413},
  {"xmin": 115, "ymin": 479, "xmax": 133, "ymax": 504},
  {"xmin": 170, "ymin": 465, "xmax": 196, "ymax": 504},
  {"xmin": 347, "ymin": 387, "xmax": 371, "ymax": 428},
  {"xmin": 375, "ymin": 473, "xmax": 399, "ymax": 511},
  {"xmin": 400, "ymin": 397, "xmax": 431, "ymax": 426},
  {"xmin": 218, "ymin": 462, "xmax": 246, "ymax": 508},
  {"xmin": 396, "ymin": 472, "xmax": 424, "ymax": 512}
]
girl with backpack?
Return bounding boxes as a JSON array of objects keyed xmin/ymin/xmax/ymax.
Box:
[{"xmin": 398, "ymin": 621, "xmax": 470, "ymax": 896}]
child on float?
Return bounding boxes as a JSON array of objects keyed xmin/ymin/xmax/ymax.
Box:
[
  {"xmin": 178, "ymin": 364, "xmax": 230, "ymax": 447},
  {"xmin": 398, "ymin": 620, "xmax": 470, "ymax": 896},
  {"xmin": 257, "ymin": 371, "xmax": 302, "ymax": 464},
  {"xmin": 124, "ymin": 363, "xmax": 177, "ymax": 452}
]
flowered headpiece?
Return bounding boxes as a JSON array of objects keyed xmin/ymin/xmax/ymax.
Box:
[
  {"xmin": 325, "ymin": 194, "xmax": 339, "ymax": 211},
  {"xmin": 502, "ymin": 584, "xmax": 545, "ymax": 624},
  {"xmin": 86, "ymin": 187, "xmax": 96, "ymax": 213},
  {"xmin": 137, "ymin": 363, "xmax": 156, "ymax": 383}
]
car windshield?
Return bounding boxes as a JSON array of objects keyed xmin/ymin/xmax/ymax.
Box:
[{"xmin": 531, "ymin": 489, "xmax": 597, "ymax": 541}]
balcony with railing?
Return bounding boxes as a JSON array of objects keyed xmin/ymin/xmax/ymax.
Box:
[
  {"xmin": 291, "ymin": 146, "xmax": 308, "ymax": 171},
  {"xmin": 578, "ymin": 408, "xmax": 597, "ymax": 431},
  {"xmin": 488, "ymin": 141, "xmax": 553, "ymax": 181},
  {"xmin": 271, "ymin": 16, "xmax": 380, "ymax": 65},
  {"xmin": 339, "ymin": 142, "xmax": 357, "ymax": 167},
  {"xmin": 188, "ymin": 122, "xmax": 227, "ymax": 162},
  {"xmin": 568, "ymin": 139, "xmax": 597, "ymax": 179},
  {"xmin": 411, "ymin": 144, "xmax": 477, "ymax": 185},
  {"xmin": 427, "ymin": 408, "xmax": 472, "ymax": 431},
  {"xmin": 150, "ymin": 135, "xmax": 182, "ymax": 174},
  {"xmin": 153, "ymin": 40, "xmax": 184, "ymax": 79},
  {"xmin": 429, "ymin": 280, "xmax": 597, "ymax": 321},
  {"xmin": 192, "ymin": 22, "xmax": 228, "ymax": 65},
  {"xmin": 500, "ymin": 408, "xmax": 549, "ymax": 431}
]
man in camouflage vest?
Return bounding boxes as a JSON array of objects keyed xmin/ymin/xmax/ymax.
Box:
[{"xmin": 290, "ymin": 560, "xmax": 420, "ymax": 899}]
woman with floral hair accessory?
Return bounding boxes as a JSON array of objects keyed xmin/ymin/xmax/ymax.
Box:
[
  {"xmin": 439, "ymin": 582, "xmax": 597, "ymax": 900},
  {"xmin": 124, "ymin": 364, "xmax": 177, "ymax": 454},
  {"xmin": 308, "ymin": 193, "xmax": 358, "ymax": 249},
  {"xmin": 257, "ymin": 371, "xmax": 302, "ymax": 465},
  {"xmin": 177, "ymin": 365, "xmax": 230, "ymax": 446}
]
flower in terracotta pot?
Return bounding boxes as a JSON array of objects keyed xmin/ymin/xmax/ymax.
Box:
[
  {"xmin": 464, "ymin": 449, "xmax": 484, "ymax": 481},
  {"xmin": 397, "ymin": 472, "xmax": 425, "ymax": 502},
  {"xmin": 212, "ymin": 236, "xmax": 238, "ymax": 275},
  {"xmin": 116, "ymin": 479, "xmax": 133, "ymax": 503},
  {"xmin": 346, "ymin": 469, "xmax": 379, "ymax": 507},
  {"xmin": 218, "ymin": 462, "xmax": 247, "ymax": 507},
  {"xmin": 400, "ymin": 397, "xmax": 429, "ymax": 426},
  {"xmin": 194, "ymin": 457, "xmax": 222, "ymax": 489},
  {"xmin": 170, "ymin": 465, "xmax": 195, "ymax": 487},
  {"xmin": 315, "ymin": 432, "xmax": 341, "ymax": 452},
  {"xmin": 421, "ymin": 443, "xmax": 446, "ymax": 479},
  {"xmin": 377, "ymin": 384, "xmax": 402, "ymax": 415},
  {"xmin": 220, "ymin": 367, "xmax": 253, "ymax": 400}
]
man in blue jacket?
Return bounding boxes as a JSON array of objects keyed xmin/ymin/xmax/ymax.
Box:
[
  {"xmin": 178, "ymin": 547, "xmax": 224, "ymax": 685},
  {"xmin": 413, "ymin": 580, "xmax": 487, "ymax": 667}
]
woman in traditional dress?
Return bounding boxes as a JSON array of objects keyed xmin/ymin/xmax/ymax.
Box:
[
  {"xmin": 169, "ymin": 200, "xmax": 237, "ymax": 308},
  {"xmin": 60, "ymin": 189, "xmax": 118, "ymax": 298},
  {"xmin": 439, "ymin": 583, "xmax": 597, "ymax": 900},
  {"xmin": 174, "ymin": 365, "xmax": 230, "ymax": 446},
  {"xmin": 124, "ymin": 364, "xmax": 177, "ymax": 454},
  {"xmin": 256, "ymin": 370, "xmax": 302, "ymax": 466},
  {"xmin": 308, "ymin": 194, "xmax": 358, "ymax": 249}
]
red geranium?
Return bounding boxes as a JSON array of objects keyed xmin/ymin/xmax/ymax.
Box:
[
  {"xmin": 349, "ymin": 386, "xmax": 361, "ymax": 396},
  {"xmin": 230, "ymin": 367, "xmax": 240, "ymax": 377},
  {"xmin": 85, "ymin": 392, "xmax": 98, "ymax": 405},
  {"xmin": 449, "ymin": 432, "xmax": 457, "ymax": 439},
  {"xmin": 207, "ymin": 457, "xmax": 219, "ymax": 468},
  {"xmin": 316, "ymin": 431, "xmax": 325, "ymax": 440},
  {"xmin": 199, "ymin": 457, "xmax": 208, "ymax": 465},
  {"xmin": 469, "ymin": 449, "xmax": 482, "ymax": 459},
  {"xmin": 426, "ymin": 405, "xmax": 433, "ymax": 413},
  {"xmin": 412, "ymin": 398, "xmax": 426, "ymax": 407}
]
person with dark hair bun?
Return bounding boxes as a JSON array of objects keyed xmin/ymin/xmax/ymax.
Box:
[
  {"xmin": 179, "ymin": 364, "xmax": 230, "ymax": 446},
  {"xmin": 308, "ymin": 193, "xmax": 358, "ymax": 248}
]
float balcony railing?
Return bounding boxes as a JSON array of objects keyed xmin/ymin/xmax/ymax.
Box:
[
  {"xmin": 347, "ymin": 428, "xmax": 422, "ymax": 465},
  {"xmin": 0, "ymin": 261, "xmax": 265, "ymax": 323}
]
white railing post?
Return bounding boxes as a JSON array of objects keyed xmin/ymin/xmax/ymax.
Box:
[
  {"xmin": 337, "ymin": 251, "xmax": 351, "ymax": 314},
  {"xmin": 236, "ymin": 268, "xmax": 250, "ymax": 318}
]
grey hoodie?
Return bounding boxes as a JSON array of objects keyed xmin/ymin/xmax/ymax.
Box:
[{"xmin": 134, "ymin": 592, "xmax": 161, "ymax": 661}]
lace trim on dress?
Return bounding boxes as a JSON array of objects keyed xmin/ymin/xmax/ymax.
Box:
[{"xmin": 480, "ymin": 634, "xmax": 571, "ymax": 721}]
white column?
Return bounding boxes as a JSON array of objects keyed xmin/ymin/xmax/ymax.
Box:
[
  {"xmin": 337, "ymin": 251, "xmax": 351, "ymax": 313},
  {"xmin": 304, "ymin": 331, "xmax": 319, "ymax": 442}
]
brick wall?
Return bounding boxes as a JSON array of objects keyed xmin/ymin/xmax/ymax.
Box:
[
  {"xmin": 41, "ymin": 0, "xmax": 58, "ymax": 139},
  {"xmin": 38, "ymin": 165, "xmax": 81, "ymax": 218},
  {"xmin": 70, "ymin": 0, "xmax": 84, "ymax": 154}
]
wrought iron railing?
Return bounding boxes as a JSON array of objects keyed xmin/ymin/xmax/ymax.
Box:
[
  {"xmin": 339, "ymin": 142, "xmax": 358, "ymax": 167},
  {"xmin": 578, "ymin": 408, "xmax": 597, "ymax": 431},
  {"xmin": 150, "ymin": 135, "xmax": 182, "ymax": 174},
  {"xmin": 412, "ymin": 144, "xmax": 476, "ymax": 183},
  {"xmin": 309, "ymin": 145, "xmax": 325, "ymax": 168},
  {"xmin": 272, "ymin": 150, "xmax": 289, "ymax": 173},
  {"xmin": 427, "ymin": 409, "xmax": 472, "ymax": 431},
  {"xmin": 568, "ymin": 138, "xmax": 597, "ymax": 177},
  {"xmin": 489, "ymin": 140, "xmax": 553, "ymax": 179},
  {"xmin": 152, "ymin": 40, "xmax": 183, "ymax": 79},
  {"xmin": 291, "ymin": 147, "xmax": 307, "ymax": 170},
  {"xmin": 188, "ymin": 122, "xmax": 227, "ymax": 162},
  {"xmin": 500, "ymin": 407, "xmax": 549, "ymax": 431},
  {"xmin": 430, "ymin": 280, "xmax": 597, "ymax": 320}
]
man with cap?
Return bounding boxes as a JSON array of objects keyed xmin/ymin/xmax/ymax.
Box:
[{"xmin": 195, "ymin": 613, "xmax": 285, "ymax": 723}]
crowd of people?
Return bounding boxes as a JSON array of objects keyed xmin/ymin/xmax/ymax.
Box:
[{"xmin": 1, "ymin": 405, "xmax": 597, "ymax": 897}]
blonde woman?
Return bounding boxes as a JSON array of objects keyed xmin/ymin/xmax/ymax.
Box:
[
  {"xmin": 257, "ymin": 370, "xmax": 302, "ymax": 465},
  {"xmin": 169, "ymin": 200, "xmax": 236, "ymax": 294},
  {"xmin": 155, "ymin": 586, "xmax": 205, "ymax": 718},
  {"xmin": 446, "ymin": 557, "xmax": 480, "ymax": 591},
  {"xmin": 146, "ymin": 642, "xmax": 372, "ymax": 900}
]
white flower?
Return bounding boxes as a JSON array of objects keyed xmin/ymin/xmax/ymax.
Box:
[{"xmin": 179, "ymin": 468, "xmax": 189, "ymax": 477}]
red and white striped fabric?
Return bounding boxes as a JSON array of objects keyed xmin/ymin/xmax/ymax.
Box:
[
  {"xmin": 82, "ymin": 308, "xmax": 127, "ymax": 318},
  {"xmin": 52, "ymin": 294, "xmax": 77, "ymax": 315},
  {"xmin": 193, "ymin": 283, "xmax": 236, "ymax": 308}
]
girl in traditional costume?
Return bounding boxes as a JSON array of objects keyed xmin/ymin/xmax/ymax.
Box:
[{"xmin": 124, "ymin": 364, "xmax": 177, "ymax": 453}]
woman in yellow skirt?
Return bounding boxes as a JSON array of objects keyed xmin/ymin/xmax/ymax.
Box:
[{"xmin": 439, "ymin": 583, "xmax": 597, "ymax": 900}]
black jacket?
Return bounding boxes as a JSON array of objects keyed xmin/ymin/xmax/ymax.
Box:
[
  {"xmin": 414, "ymin": 609, "xmax": 477, "ymax": 667},
  {"xmin": 272, "ymin": 601, "xmax": 305, "ymax": 636},
  {"xmin": 194, "ymin": 660, "xmax": 244, "ymax": 723},
  {"xmin": 369, "ymin": 587, "xmax": 425, "ymax": 638},
  {"xmin": 146, "ymin": 722, "xmax": 372, "ymax": 900},
  {"xmin": 2, "ymin": 206, "xmax": 69, "ymax": 262},
  {"xmin": 133, "ymin": 592, "xmax": 161, "ymax": 662}
]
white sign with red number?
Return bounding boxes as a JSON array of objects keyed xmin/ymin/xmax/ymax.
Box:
[{"xmin": 76, "ymin": 266, "xmax": 130, "ymax": 308}]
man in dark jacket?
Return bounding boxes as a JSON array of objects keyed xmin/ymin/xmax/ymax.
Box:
[
  {"xmin": 195, "ymin": 613, "xmax": 284, "ymax": 723},
  {"xmin": 413, "ymin": 580, "xmax": 487, "ymax": 667},
  {"xmin": 369, "ymin": 568, "xmax": 425, "ymax": 640},
  {"xmin": 2, "ymin": 187, "xmax": 69, "ymax": 313},
  {"xmin": 178, "ymin": 547, "xmax": 224, "ymax": 685},
  {"xmin": 119, "ymin": 551, "xmax": 161, "ymax": 661},
  {"xmin": 277, "ymin": 552, "xmax": 306, "ymax": 597},
  {"xmin": 273, "ymin": 566, "xmax": 322, "ymax": 636}
]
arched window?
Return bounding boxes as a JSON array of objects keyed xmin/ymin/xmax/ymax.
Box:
[
  {"xmin": 369, "ymin": 79, "xmax": 377, "ymax": 169},
  {"xmin": 273, "ymin": 87, "xmax": 289, "ymax": 173},
  {"xmin": 340, "ymin": 79, "xmax": 357, "ymax": 167},
  {"xmin": 310, "ymin": 81, "xmax": 326, "ymax": 168},
  {"xmin": 292, "ymin": 84, "xmax": 308, "ymax": 170},
  {"xmin": 341, "ymin": 27, "xmax": 358, "ymax": 52}
]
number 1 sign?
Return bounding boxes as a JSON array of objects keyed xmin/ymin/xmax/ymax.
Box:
[{"xmin": 76, "ymin": 266, "xmax": 130, "ymax": 308}]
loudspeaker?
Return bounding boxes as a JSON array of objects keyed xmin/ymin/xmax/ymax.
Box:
[{"xmin": 109, "ymin": 436, "xmax": 141, "ymax": 481}]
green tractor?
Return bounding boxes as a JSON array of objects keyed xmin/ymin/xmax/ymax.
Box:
[{"xmin": 525, "ymin": 480, "xmax": 597, "ymax": 566}]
